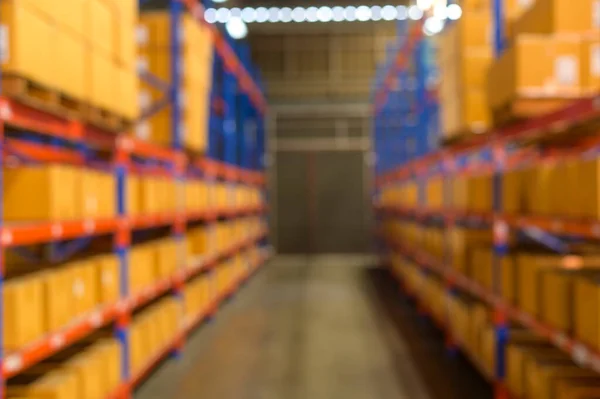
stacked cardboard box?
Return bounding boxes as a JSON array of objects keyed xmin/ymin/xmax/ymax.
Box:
[
  {"xmin": 1, "ymin": 0, "xmax": 138, "ymax": 120},
  {"xmin": 4, "ymin": 165, "xmax": 117, "ymax": 222},
  {"xmin": 129, "ymin": 297, "xmax": 181, "ymax": 375},
  {"xmin": 137, "ymin": 12, "xmax": 213, "ymax": 151},
  {"xmin": 487, "ymin": 0, "xmax": 600, "ymax": 121},
  {"xmin": 7, "ymin": 338, "xmax": 122, "ymax": 398}
]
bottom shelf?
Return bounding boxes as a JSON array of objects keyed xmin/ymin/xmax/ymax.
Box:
[{"xmin": 107, "ymin": 249, "xmax": 273, "ymax": 399}]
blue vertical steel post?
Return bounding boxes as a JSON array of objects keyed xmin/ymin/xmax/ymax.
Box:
[
  {"xmin": 209, "ymin": 54, "xmax": 222, "ymax": 160},
  {"xmin": 170, "ymin": 0, "xmax": 183, "ymax": 150},
  {"xmin": 114, "ymin": 146, "xmax": 130, "ymax": 385},
  {"xmin": 493, "ymin": 0, "xmax": 505, "ymax": 56},
  {"xmin": 223, "ymin": 70, "xmax": 237, "ymax": 165}
]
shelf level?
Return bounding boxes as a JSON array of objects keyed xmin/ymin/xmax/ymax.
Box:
[
  {"xmin": 382, "ymin": 235, "xmax": 600, "ymax": 376},
  {"xmin": 2, "ymin": 232, "xmax": 268, "ymax": 378}
]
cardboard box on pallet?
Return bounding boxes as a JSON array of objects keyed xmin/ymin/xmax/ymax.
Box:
[
  {"xmin": 84, "ymin": 0, "xmax": 116, "ymax": 58},
  {"xmin": 512, "ymin": 0, "xmax": 600, "ymax": 37},
  {"xmin": 55, "ymin": 29, "xmax": 86, "ymax": 101},
  {"xmin": 487, "ymin": 34, "xmax": 584, "ymax": 121},
  {"xmin": 1, "ymin": 0, "xmax": 55, "ymax": 89}
]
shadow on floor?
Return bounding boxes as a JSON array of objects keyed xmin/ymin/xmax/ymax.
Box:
[{"xmin": 362, "ymin": 266, "xmax": 493, "ymax": 399}]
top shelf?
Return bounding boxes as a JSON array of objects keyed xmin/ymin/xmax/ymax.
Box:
[{"xmin": 179, "ymin": 0, "xmax": 267, "ymax": 113}]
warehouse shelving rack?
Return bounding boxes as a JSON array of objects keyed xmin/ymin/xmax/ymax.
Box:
[
  {"xmin": 373, "ymin": 3, "xmax": 600, "ymax": 399},
  {"xmin": 0, "ymin": 0, "xmax": 270, "ymax": 398}
]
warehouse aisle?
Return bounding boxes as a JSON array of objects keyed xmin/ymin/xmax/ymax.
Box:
[{"xmin": 135, "ymin": 256, "xmax": 490, "ymax": 399}]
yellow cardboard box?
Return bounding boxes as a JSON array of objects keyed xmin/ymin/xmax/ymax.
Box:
[
  {"xmin": 513, "ymin": 0, "xmax": 599, "ymax": 36},
  {"xmin": 7, "ymin": 367, "xmax": 79, "ymax": 398},
  {"xmin": 526, "ymin": 360, "xmax": 597, "ymax": 399},
  {"xmin": 127, "ymin": 175, "xmax": 141, "ymax": 216},
  {"xmin": 574, "ymin": 274, "xmax": 600, "ymax": 348},
  {"xmin": 581, "ymin": 38, "xmax": 600, "ymax": 94},
  {"xmin": 1, "ymin": 0, "xmax": 54, "ymax": 88},
  {"xmin": 55, "ymin": 30, "xmax": 86, "ymax": 100},
  {"xmin": 42, "ymin": 268, "xmax": 73, "ymax": 332},
  {"xmin": 85, "ymin": 0, "xmax": 116, "ymax": 57},
  {"xmin": 4, "ymin": 274, "xmax": 44, "ymax": 349},
  {"xmin": 507, "ymin": 345, "xmax": 569, "ymax": 397},
  {"xmin": 95, "ymin": 254, "xmax": 120, "ymax": 305},
  {"xmin": 67, "ymin": 260, "xmax": 99, "ymax": 318},
  {"xmin": 556, "ymin": 379, "xmax": 600, "ymax": 399},
  {"xmin": 5, "ymin": 165, "xmax": 78, "ymax": 221}
]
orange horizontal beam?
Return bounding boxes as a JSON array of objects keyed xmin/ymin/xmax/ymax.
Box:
[
  {"xmin": 2, "ymin": 236, "xmax": 268, "ymax": 379},
  {"xmin": 385, "ymin": 237, "xmax": 600, "ymax": 375}
]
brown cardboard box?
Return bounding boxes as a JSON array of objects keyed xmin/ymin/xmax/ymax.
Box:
[
  {"xmin": 513, "ymin": 0, "xmax": 600, "ymax": 36},
  {"xmin": 507, "ymin": 345, "xmax": 569, "ymax": 397},
  {"xmin": 518, "ymin": 253, "xmax": 600, "ymax": 318},
  {"xmin": 575, "ymin": 274, "xmax": 600, "ymax": 348},
  {"xmin": 526, "ymin": 359, "xmax": 598, "ymax": 399},
  {"xmin": 556, "ymin": 379, "xmax": 600, "ymax": 399},
  {"xmin": 4, "ymin": 165, "xmax": 78, "ymax": 221},
  {"xmin": 541, "ymin": 269, "xmax": 600, "ymax": 332}
]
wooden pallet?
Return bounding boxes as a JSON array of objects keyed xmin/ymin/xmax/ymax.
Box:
[
  {"xmin": 84, "ymin": 106, "xmax": 133, "ymax": 133},
  {"xmin": 2, "ymin": 75, "xmax": 85, "ymax": 120},
  {"xmin": 441, "ymin": 127, "xmax": 491, "ymax": 147}
]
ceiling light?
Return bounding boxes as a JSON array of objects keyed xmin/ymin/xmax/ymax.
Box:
[
  {"xmin": 241, "ymin": 7, "xmax": 256, "ymax": 23},
  {"xmin": 230, "ymin": 7, "xmax": 241, "ymax": 17},
  {"xmin": 306, "ymin": 7, "xmax": 319, "ymax": 22},
  {"xmin": 216, "ymin": 8, "xmax": 231, "ymax": 23},
  {"xmin": 268, "ymin": 7, "xmax": 279, "ymax": 22},
  {"xmin": 212, "ymin": 0, "xmax": 227, "ymax": 3},
  {"xmin": 447, "ymin": 4, "xmax": 463, "ymax": 20},
  {"xmin": 371, "ymin": 6, "xmax": 382, "ymax": 21},
  {"xmin": 345, "ymin": 6, "xmax": 357, "ymax": 21},
  {"xmin": 291, "ymin": 7, "xmax": 306, "ymax": 22},
  {"xmin": 433, "ymin": 4, "xmax": 447, "ymax": 19},
  {"xmin": 381, "ymin": 5, "xmax": 397, "ymax": 20},
  {"xmin": 226, "ymin": 16, "xmax": 248, "ymax": 39},
  {"xmin": 408, "ymin": 5, "xmax": 423, "ymax": 20},
  {"xmin": 332, "ymin": 6, "xmax": 345, "ymax": 21},
  {"xmin": 356, "ymin": 5, "xmax": 371, "ymax": 21},
  {"xmin": 204, "ymin": 8, "xmax": 217, "ymax": 23},
  {"xmin": 423, "ymin": 16, "xmax": 444, "ymax": 35},
  {"xmin": 317, "ymin": 6, "xmax": 334, "ymax": 22},
  {"xmin": 417, "ymin": 0, "xmax": 434, "ymax": 10},
  {"xmin": 255, "ymin": 7, "xmax": 269, "ymax": 23},
  {"xmin": 397, "ymin": 5, "xmax": 408, "ymax": 20},
  {"xmin": 279, "ymin": 7, "xmax": 292, "ymax": 22}
]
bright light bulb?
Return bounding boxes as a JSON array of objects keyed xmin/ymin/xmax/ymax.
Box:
[
  {"xmin": 345, "ymin": 6, "xmax": 357, "ymax": 21},
  {"xmin": 306, "ymin": 7, "xmax": 318, "ymax": 22},
  {"xmin": 417, "ymin": 0, "xmax": 434, "ymax": 10},
  {"xmin": 291, "ymin": 7, "xmax": 306, "ymax": 22},
  {"xmin": 230, "ymin": 7, "xmax": 241, "ymax": 17},
  {"xmin": 279, "ymin": 7, "xmax": 292, "ymax": 22},
  {"xmin": 317, "ymin": 7, "xmax": 333, "ymax": 22},
  {"xmin": 216, "ymin": 8, "xmax": 231, "ymax": 23},
  {"xmin": 408, "ymin": 5, "xmax": 423, "ymax": 20},
  {"xmin": 241, "ymin": 7, "xmax": 256, "ymax": 23},
  {"xmin": 226, "ymin": 16, "xmax": 248, "ymax": 39},
  {"xmin": 204, "ymin": 8, "xmax": 217, "ymax": 23},
  {"xmin": 255, "ymin": 7, "xmax": 269, "ymax": 23},
  {"xmin": 381, "ymin": 5, "xmax": 397, "ymax": 20},
  {"xmin": 424, "ymin": 16, "xmax": 444, "ymax": 35},
  {"xmin": 332, "ymin": 6, "xmax": 345, "ymax": 21},
  {"xmin": 356, "ymin": 5, "xmax": 371, "ymax": 21},
  {"xmin": 268, "ymin": 7, "xmax": 279, "ymax": 22},
  {"xmin": 371, "ymin": 6, "xmax": 382, "ymax": 21},
  {"xmin": 212, "ymin": 0, "xmax": 227, "ymax": 3},
  {"xmin": 433, "ymin": 4, "xmax": 447, "ymax": 19},
  {"xmin": 397, "ymin": 5, "xmax": 408, "ymax": 20},
  {"xmin": 447, "ymin": 4, "xmax": 463, "ymax": 20}
]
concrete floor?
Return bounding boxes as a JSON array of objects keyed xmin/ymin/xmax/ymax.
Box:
[{"xmin": 135, "ymin": 256, "xmax": 491, "ymax": 399}]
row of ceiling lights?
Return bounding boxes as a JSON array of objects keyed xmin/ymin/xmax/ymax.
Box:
[{"xmin": 207, "ymin": 4, "xmax": 463, "ymax": 24}]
